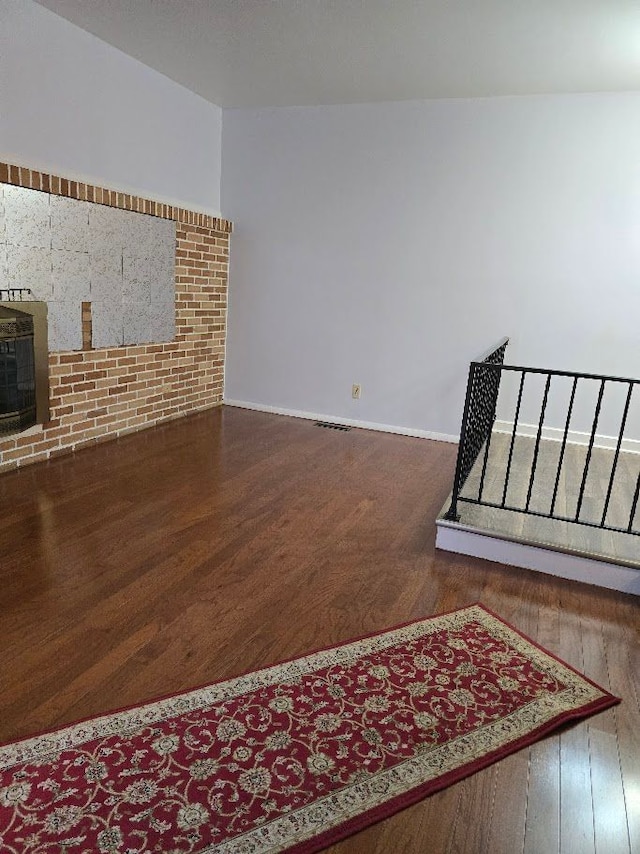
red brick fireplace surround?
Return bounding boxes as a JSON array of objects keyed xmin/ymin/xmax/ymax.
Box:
[{"xmin": 0, "ymin": 162, "xmax": 231, "ymax": 473}]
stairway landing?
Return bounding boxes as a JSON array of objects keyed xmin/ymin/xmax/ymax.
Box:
[{"xmin": 436, "ymin": 434, "xmax": 640, "ymax": 595}]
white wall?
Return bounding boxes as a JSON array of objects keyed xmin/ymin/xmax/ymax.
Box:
[
  {"xmin": 0, "ymin": 0, "xmax": 222, "ymax": 214},
  {"xmin": 222, "ymin": 94, "xmax": 640, "ymax": 440}
]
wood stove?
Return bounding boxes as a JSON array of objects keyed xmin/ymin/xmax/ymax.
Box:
[{"xmin": 0, "ymin": 297, "xmax": 49, "ymax": 435}]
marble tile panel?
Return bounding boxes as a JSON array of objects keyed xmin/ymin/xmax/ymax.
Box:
[
  {"xmin": 147, "ymin": 250, "xmax": 175, "ymax": 302},
  {"xmin": 154, "ymin": 277, "xmax": 175, "ymax": 304},
  {"xmin": 122, "ymin": 213, "xmax": 155, "ymax": 258},
  {"xmin": 51, "ymin": 249, "xmax": 90, "ymax": 301},
  {"xmin": 5, "ymin": 244, "xmax": 53, "ymax": 300},
  {"xmin": 90, "ymin": 248, "xmax": 123, "ymax": 302},
  {"xmin": 88, "ymin": 203, "xmax": 125, "ymax": 251},
  {"xmin": 0, "ymin": 188, "xmax": 5, "ymax": 243},
  {"xmin": 92, "ymin": 301, "xmax": 124, "ymax": 348},
  {"xmin": 118, "ymin": 209, "xmax": 142, "ymax": 246},
  {"xmin": 155, "ymin": 216, "xmax": 176, "ymax": 251},
  {"xmin": 149, "ymin": 299, "xmax": 175, "ymax": 343},
  {"xmin": 47, "ymin": 300, "xmax": 83, "ymax": 351},
  {"xmin": 156, "ymin": 224, "xmax": 176, "ymax": 260},
  {"xmin": 122, "ymin": 252, "xmax": 152, "ymax": 303},
  {"xmin": 50, "ymin": 195, "xmax": 89, "ymax": 252},
  {"xmin": 123, "ymin": 301, "xmax": 154, "ymax": 345},
  {"xmin": 3, "ymin": 184, "xmax": 50, "ymax": 249},
  {"xmin": 0, "ymin": 244, "xmax": 7, "ymax": 290}
]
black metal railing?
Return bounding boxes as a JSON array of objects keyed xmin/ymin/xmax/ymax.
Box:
[
  {"xmin": 445, "ymin": 337, "xmax": 509, "ymax": 520},
  {"xmin": 445, "ymin": 345, "xmax": 640, "ymax": 537}
]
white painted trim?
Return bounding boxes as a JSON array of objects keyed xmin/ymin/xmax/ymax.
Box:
[
  {"xmin": 494, "ymin": 420, "xmax": 640, "ymax": 454},
  {"xmin": 223, "ymin": 399, "xmax": 459, "ymax": 443},
  {"xmin": 435, "ymin": 523, "xmax": 640, "ymax": 595}
]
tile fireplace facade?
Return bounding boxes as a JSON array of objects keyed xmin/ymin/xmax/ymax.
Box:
[{"xmin": 0, "ymin": 162, "xmax": 231, "ymax": 473}]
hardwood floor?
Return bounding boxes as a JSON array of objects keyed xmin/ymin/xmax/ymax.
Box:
[{"xmin": 1, "ymin": 406, "xmax": 638, "ymax": 854}]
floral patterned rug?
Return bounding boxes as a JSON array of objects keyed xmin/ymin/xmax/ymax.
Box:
[{"xmin": 0, "ymin": 604, "xmax": 618, "ymax": 853}]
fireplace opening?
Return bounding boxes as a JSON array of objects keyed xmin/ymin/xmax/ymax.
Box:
[
  {"xmin": 0, "ymin": 305, "xmax": 37, "ymax": 435},
  {"xmin": 0, "ymin": 299, "xmax": 50, "ymax": 436}
]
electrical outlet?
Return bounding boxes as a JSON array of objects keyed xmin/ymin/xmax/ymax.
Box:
[{"xmin": 352, "ymin": 383, "xmax": 361, "ymax": 400}]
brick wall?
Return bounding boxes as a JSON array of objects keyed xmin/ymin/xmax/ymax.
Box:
[{"xmin": 0, "ymin": 162, "xmax": 231, "ymax": 472}]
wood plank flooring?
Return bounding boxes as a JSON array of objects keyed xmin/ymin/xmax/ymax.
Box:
[{"xmin": 1, "ymin": 406, "xmax": 638, "ymax": 854}]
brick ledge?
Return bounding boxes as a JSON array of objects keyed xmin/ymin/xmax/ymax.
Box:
[{"xmin": 0, "ymin": 161, "xmax": 232, "ymax": 233}]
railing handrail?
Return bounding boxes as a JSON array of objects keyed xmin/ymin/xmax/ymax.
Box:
[
  {"xmin": 445, "ymin": 338, "xmax": 640, "ymax": 537},
  {"xmin": 472, "ymin": 336, "xmax": 510, "ymax": 364},
  {"xmin": 469, "ymin": 360, "xmax": 640, "ymax": 387}
]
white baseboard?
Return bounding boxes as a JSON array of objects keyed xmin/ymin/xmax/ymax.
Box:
[
  {"xmin": 494, "ymin": 420, "xmax": 640, "ymax": 455},
  {"xmin": 223, "ymin": 399, "xmax": 458, "ymax": 444},
  {"xmin": 435, "ymin": 523, "xmax": 640, "ymax": 596}
]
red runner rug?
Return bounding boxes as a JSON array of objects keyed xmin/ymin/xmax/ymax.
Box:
[{"xmin": 1, "ymin": 604, "xmax": 618, "ymax": 853}]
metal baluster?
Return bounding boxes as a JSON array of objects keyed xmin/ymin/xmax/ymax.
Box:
[
  {"xmin": 575, "ymin": 379, "xmax": 605, "ymax": 522},
  {"xmin": 444, "ymin": 363, "xmax": 477, "ymax": 522},
  {"xmin": 550, "ymin": 375, "xmax": 578, "ymax": 517},
  {"xmin": 601, "ymin": 381, "xmax": 634, "ymax": 528},
  {"xmin": 478, "ymin": 364, "xmax": 500, "ymax": 502},
  {"xmin": 525, "ymin": 374, "xmax": 551, "ymax": 512},
  {"xmin": 501, "ymin": 371, "xmax": 526, "ymax": 508},
  {"xmin": 628, "ymin": 470, "xmax": 640, "ymax": 534}
]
